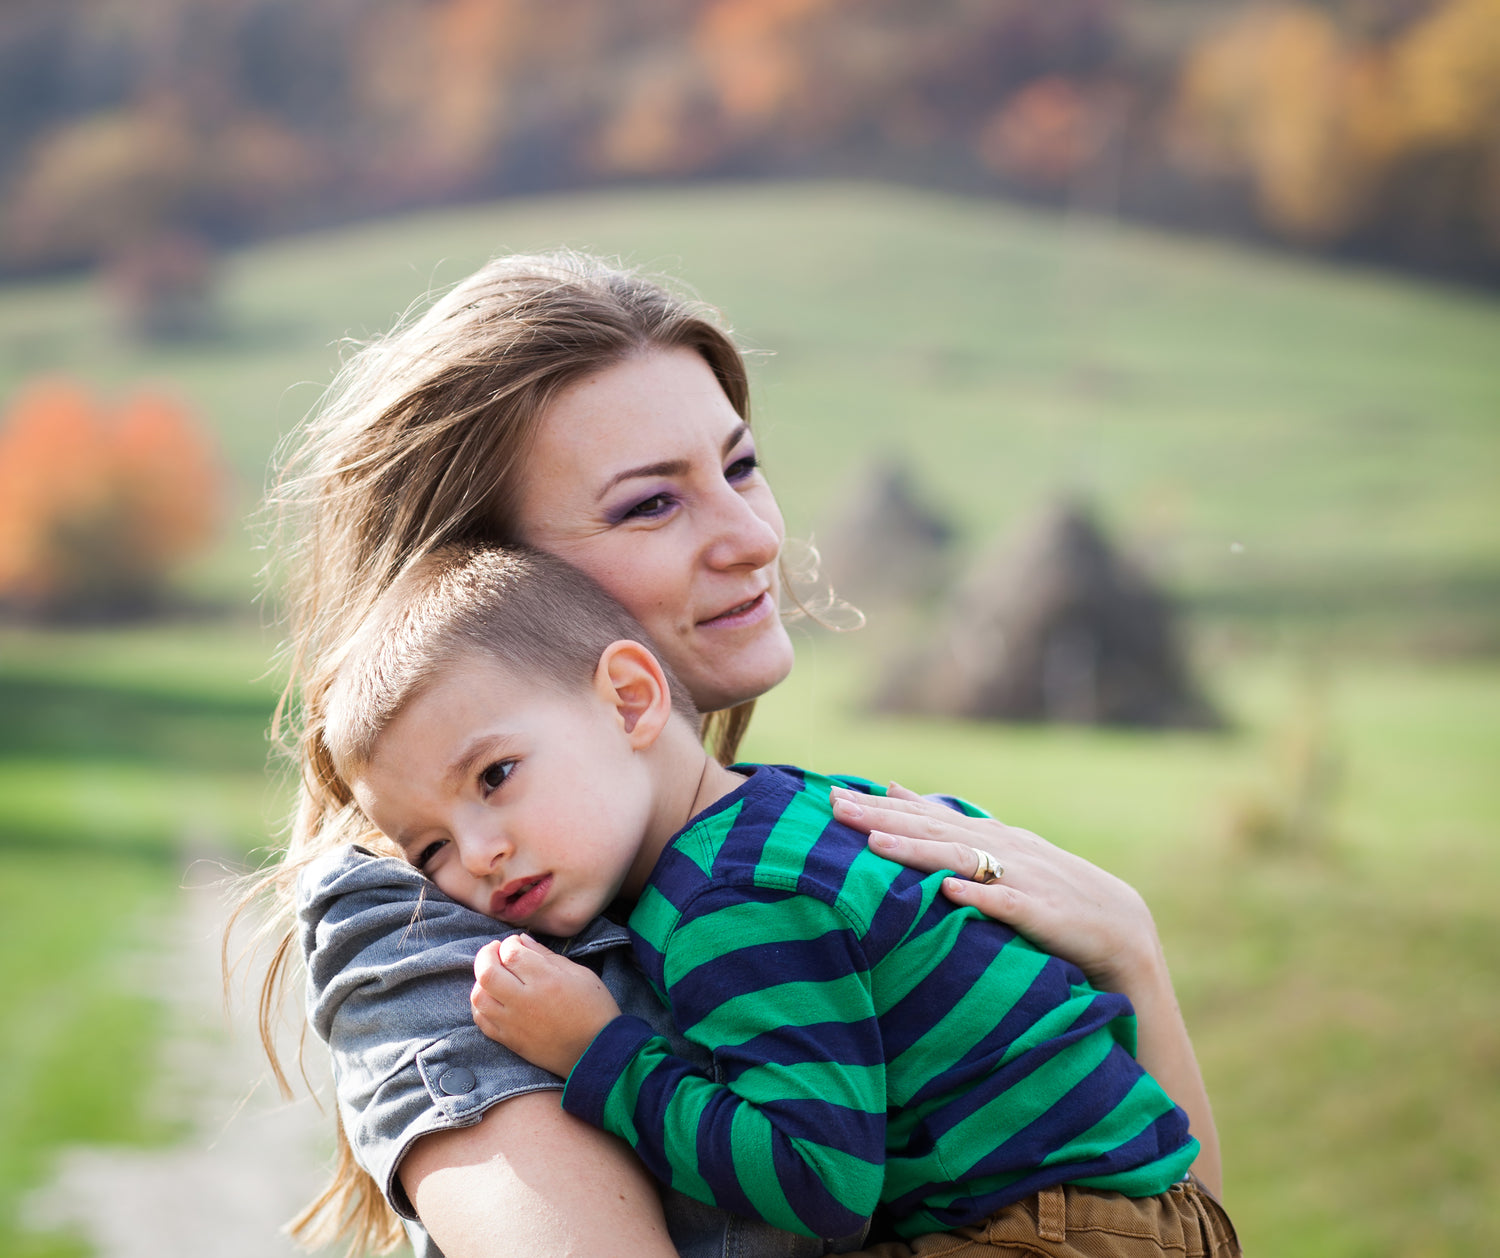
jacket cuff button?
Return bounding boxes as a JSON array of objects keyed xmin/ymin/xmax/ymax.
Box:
[{"xmin": 438, "ymin": 1067, "xmax": 477, "ymax": 1095}]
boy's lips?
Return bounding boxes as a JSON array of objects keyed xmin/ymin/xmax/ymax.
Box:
[{"xmin": 490, "ymin": 873, "xmax": 552, "ymax": 922}]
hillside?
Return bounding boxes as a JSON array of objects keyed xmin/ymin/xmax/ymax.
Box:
[{"xmin": 1, "ymin": 179, "xmax": 1495, "ymax": 646}]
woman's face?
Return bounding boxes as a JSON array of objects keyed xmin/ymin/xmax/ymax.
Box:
[{"xmin": 513, "ymin": 348, "xmax": 795, "ymax": 714}]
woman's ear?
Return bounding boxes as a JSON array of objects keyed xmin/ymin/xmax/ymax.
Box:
[{"xmin": 594, "ymin": 641, "xmax": 675, "ymax": 750}]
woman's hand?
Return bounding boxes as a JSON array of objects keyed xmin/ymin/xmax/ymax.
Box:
[
  {"xmin": 830, "ymin": 783, "xmax": 1158, "ymax": 993},
  {"xmin": 831, "ymin": 781, "xmax": 1225, "ymax": 1197},
  {"xmin": 472, "ymin": 934, "xmax": 621, "ymax": 1078}
]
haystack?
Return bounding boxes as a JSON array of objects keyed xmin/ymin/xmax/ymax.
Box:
[
  {"xmin": 817, "ymin": 460, "xmax": 956, "ymax": 612},
  {"xmin": 879, "ymin": 499, "xmax": 1218, "ymax": 728}
]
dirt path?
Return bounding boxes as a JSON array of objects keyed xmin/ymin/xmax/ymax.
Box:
[{"xmin": 24, "ymin": 853, "xmax": 336, "ymax": 1258}]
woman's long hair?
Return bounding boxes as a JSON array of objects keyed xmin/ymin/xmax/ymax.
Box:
[{"xmin": 228, "ymin": 251, "xmax": 758, "ymax": 1254}]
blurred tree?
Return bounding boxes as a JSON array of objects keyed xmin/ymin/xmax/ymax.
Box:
[
  {"xmin": 0, "ymin": 0, "xmax": 1493, "ymax": 281},
  {"xmin": 1172, "ymin": 5, "xmax": 1396, "ymax": 242},
  {"xmin": 695, "ymin": 0, "xmax": 837, "ymax": 128},
  {"xmin": 1379, "ymin": 0, "xmax": 1500, "ymax": 262},
  {"xmin": 111, "ymin": 387, "xmax": 224, "ymax": 574},
  {"xmin": 349, "ymin": 0, "xmax": 520, "ymax": 193},
  {"xmin": 3, "ymin": 107, "xmax": 200, "ymax": 269},
  {"xmin": 0, "ymin": 380, "xmax": 110, "ymax": 609},
  {"xmin": 204, "ymin": 114, "xmax": 328, "ymax": 231},
  {"xmin": 593, "ymin": 63, "xmax": 724, "ymax": 175},
  {"xmin": 977, "ymin": 76, "xmax": 1118, "ymax": 189},
  {"xmin": 103, "ymin": 231, "xmax": 220, "ymax": 342},
  {"xmin": 0, "ymin": 379, "xmax": 223, "ymax": 619},
  {"xmin": 1394, "ymin": 0, "xmax": 1500, "ymax": 147},
  {"xmin": 1171, "ymin": 0, "xmax": 1500, "ymax": 261}
]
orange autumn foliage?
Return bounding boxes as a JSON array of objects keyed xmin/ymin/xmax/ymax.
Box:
[
  {"xmin": 0, "ymin": 378, "xmax": 223, "ymax": 616},
  {"xmin": 978, "ymin": 77, "xmax": 1110, "ymax": 188},
  {"xmin": 1173, "ymin": 0, "xmax": 1500, "ymax": 245},
  {"xmin": 695, "ymin": 0, "xmax": 840, "ymax": 123}
]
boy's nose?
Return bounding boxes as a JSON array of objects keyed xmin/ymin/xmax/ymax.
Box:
[{"xmin": 456, "ymin": 826, "xmax": 512, "ymax": 878}]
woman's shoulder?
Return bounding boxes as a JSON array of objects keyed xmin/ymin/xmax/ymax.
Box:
[
  {"xmin": 294, "ymin": 846, "xmax": 674, "ymax": 1228},
  {"xmin": 296, "ymin": 845, "xmax": 476, "ymax": 992},
  {"xmin": 296, "ymin": 844, "xmax": 632, "ymax": 1038},
  {"xmin": 296, "ymin": 843, "xmax": 422, "ymax": 921}
]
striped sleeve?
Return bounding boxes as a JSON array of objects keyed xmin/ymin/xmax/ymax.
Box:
[{"xmin": 561, "ymin": 882, "xmax": 884, "ymax": 1240}]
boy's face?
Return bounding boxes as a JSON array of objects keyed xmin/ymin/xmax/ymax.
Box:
[{"xmin": 348, "ymin": 655, "xmax": 660, "ymax": 937}]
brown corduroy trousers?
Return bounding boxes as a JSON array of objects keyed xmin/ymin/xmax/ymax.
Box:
[{"xmin": 852, "ymin": 1178, "xmax": 1241, "ymax": 1258}]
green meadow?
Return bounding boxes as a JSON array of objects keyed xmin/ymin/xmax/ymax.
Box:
[{"xmin": 1, "ymin": 181, "xmax": 1496, "ymax": 1256}]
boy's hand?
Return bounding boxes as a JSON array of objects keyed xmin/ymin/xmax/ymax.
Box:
[{"xmin": 471, "ymin": 934, "xmax": 621, "ymax": 1078}]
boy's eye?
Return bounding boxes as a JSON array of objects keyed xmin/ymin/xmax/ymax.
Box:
[
  {"xmin": 414, "ymin": 839, "xmax": 447, "ymax": 870},
  {"xmin": 481, "ymin": 760, "xmax": 515, "ymax": 792}
]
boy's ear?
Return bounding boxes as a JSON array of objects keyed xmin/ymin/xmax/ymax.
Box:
[{"xmin": 594, "ymin": 640, "xmax": 675, "ymax": 749}]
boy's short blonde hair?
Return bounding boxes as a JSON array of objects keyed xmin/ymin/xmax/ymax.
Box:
[{"xmin": 323, "ymin": 544, "xmax": 698, "ymax": 779}]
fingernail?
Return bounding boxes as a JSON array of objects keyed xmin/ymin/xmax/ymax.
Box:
[
  {"xmin": 833, "ymin": 796, "xmax": 863, "ymax": 819},
  {"xmin": 942, "ymin": 877, "xmax": 970, "ymax": 894},
  {"xmin": 868, "ymin": 832, "xmax": 897, "ymax": 850}
]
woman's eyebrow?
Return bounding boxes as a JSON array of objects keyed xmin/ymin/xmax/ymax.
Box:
[
  {"xmin": 597, "ymin": 424, "xmax": 751, "ymax": 496},
  {"xmin": 600, "ymin": 458, "xmax": 688, "ymax": 494},
  {"xmin": 721, "ymin": 423, "xmax": 750, "ymax": 457}
]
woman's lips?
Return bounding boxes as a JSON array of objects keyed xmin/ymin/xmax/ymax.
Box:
[
  {"xmin": 697, "ymin": 589, "xmax": 773, "ymax": 629},
  {"xmin": 490, "ymin": 874, "xmax": 552, "ymax": 922}
]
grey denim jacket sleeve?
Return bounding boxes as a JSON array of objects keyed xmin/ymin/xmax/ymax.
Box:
[{"xmin": 296, "ymin": 844, "xmax": 842, "ymax": 1258}]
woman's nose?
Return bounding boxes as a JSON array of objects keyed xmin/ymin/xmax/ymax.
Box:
[{"xmin": 706, "ymin": 483, "xmax": 783, "ymax": 571}]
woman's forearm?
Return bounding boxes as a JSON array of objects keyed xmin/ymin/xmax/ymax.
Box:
[
  {"xmin": 1110, "ymin": 940, "xmax": 1223, "ymax": 1198},
  {"xmin": 402, "ymin": 1090, "xmax": 680, "ymax": 1258}
]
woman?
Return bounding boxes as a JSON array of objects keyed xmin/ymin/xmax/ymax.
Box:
[{"xmin": 245, "ymin": 250, "xmax": 1220, "ymax": 1258}]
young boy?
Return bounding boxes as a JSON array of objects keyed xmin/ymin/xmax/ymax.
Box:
[{"xmin": 323, "ymin": 544, "xmax": 1237, "ymax": 1255}]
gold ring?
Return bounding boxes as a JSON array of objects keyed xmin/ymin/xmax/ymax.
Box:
[{"xmin": 970, "ymin": 849, "xmax": 1004, "ymax": 884}]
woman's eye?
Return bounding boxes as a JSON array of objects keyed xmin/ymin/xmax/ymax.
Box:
[
  {"xmin": 481, "ymin": 760, "xmax": 515, "ymax": 792},
  {"xmin": 726, "ymin": 452, "xmax": 759, "ymax": 482},
  {"xmin": 622, "ymin": 492, "xmax": 675, "ymax": 521},
  {"xmin": 414, "ymin": 839, "xmax": 447, "ymax": 870}
]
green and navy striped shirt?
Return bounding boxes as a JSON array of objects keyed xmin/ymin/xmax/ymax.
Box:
[{"xmin": 562, "ymin": 764, "xmax": 1197, "ymax": 1241}]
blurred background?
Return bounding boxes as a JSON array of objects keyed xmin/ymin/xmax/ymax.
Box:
[{"xmin": 0, "ymin": 1, "xmax": 1495, "ymax": 1255}]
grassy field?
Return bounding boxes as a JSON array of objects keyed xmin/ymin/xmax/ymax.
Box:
[
  {"xmin": 0, "ymin": 624, "xmax": 284, "ymax": 1257},
  {"xmin": 1, "ymin": 181, "xmax": 1496, "ymax": 1255}
]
